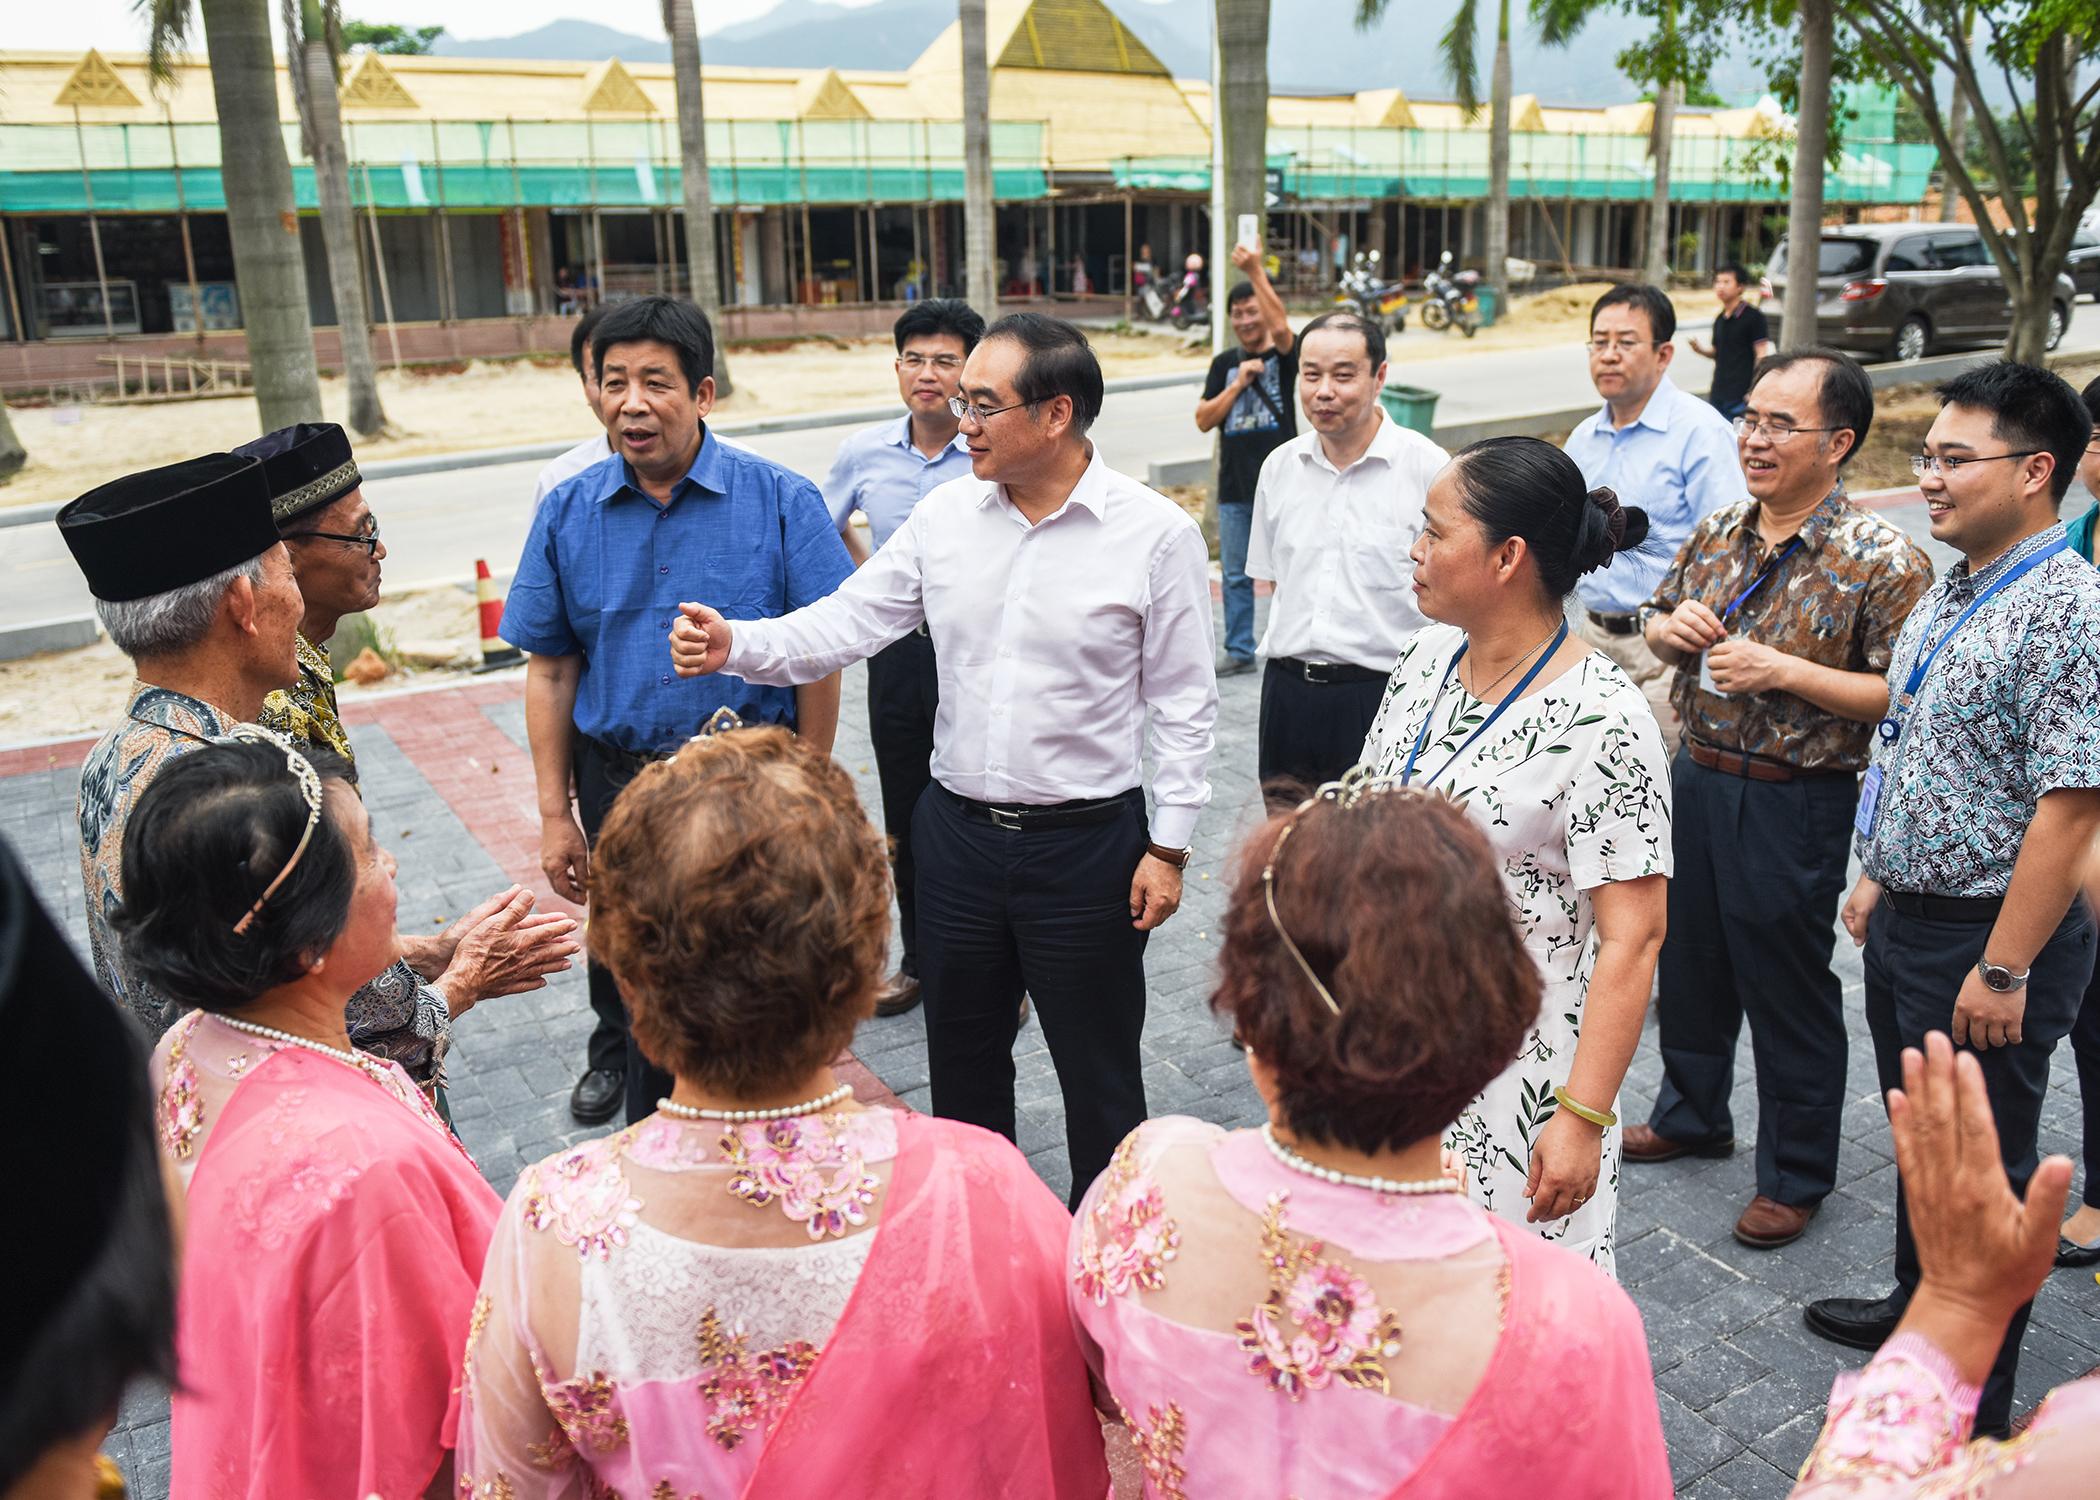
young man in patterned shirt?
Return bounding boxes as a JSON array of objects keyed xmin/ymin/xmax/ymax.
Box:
[
  {"xmin": 1803, "ymin": 361, "xmax": 2100, "ymax": 1439},
  {"xmin": 1626, "ymin": 351, "xmax": 1932, "ymax": 1250}
]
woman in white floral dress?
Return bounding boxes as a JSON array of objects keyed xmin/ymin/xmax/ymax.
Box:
[{"xmin": 1361, "ymin": 437, "xmax": 1672, "ymax": 1274}]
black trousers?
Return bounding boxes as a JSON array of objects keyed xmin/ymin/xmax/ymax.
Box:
[
  {"xmin": 1256, "ymin": 660, "xmax": 1389, "ymax": 789},
  {"xmin": 2073, "ymin": 907, "xmax": 2100, "ymax": 1211},
  {"xmin": 866, "ymin": 628, "xmax": 939, "ymax": 976},
  {"xmin": 1650, "ymin": 754, "xmax": 1857, "ymax": 1204},
  {"xmin": 1864, "ymin": 897, "xmax": 2095, "ymax": 1434},
  {"xmin": 573, "ymin": 732, "xmax": 674, "ymax": 1126},
  {"xmin": 911, "ymin": 784, "xmax": 1149, "ymax": 1208}
]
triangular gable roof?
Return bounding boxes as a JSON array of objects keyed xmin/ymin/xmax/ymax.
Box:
[
  {"xmin": 1353, "ymin": 88, "xmax": 1415, "ymax": 129},
  {"xmin": 912, "ymin": 0, "xmax": 1167, "ymax": 79},
  {"xmin": 54, "ymin": 49, "xmax": 140, "ymax": 109},
  {"xmin": 581, "ymin": 56, "xmax": 654, "ymax": 114},
  {"xmin": 339, "ymin": 51, "xmax": 417, "ymax": 110},
  {"xmin": 791, "ymin": 68, "xmax": 870, "ymax": 119}
]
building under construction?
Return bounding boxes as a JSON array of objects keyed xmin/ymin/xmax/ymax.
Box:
[{"xmin": 0, "ymin": 0, "xmax": 1936, "ymax": 391}]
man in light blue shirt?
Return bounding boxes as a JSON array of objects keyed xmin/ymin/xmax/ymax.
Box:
[
  {"xmin": 821, "ymin": 299, "xmax": 984, "ymax": 1017},
  {"xmin": 1564, "ymin": 283, "xmax": 1743, "ymax": 747}
]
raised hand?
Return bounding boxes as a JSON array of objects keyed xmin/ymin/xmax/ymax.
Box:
[
  {"xmin": 669, "ymin": 601, "xmax": 731, "ymax": 678},
  {"xmin": 437, "ymin": 888, "xmax": 582, "ymax": 1015}
]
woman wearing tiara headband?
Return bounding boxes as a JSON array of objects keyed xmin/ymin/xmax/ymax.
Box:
[
  {"xmin": 1359, "ymin": 436, "xmax": 1673, "ymax": 1275},
  {"xmin": 1066, "ymin": 785, "xmax": 1670, "ymax": 1498},
  {"xmin": 454, "ymin": 726, "xmax": 1108, "ymax": 1498},
  {"xmin": 119, "ymin": 731, "xmax": 502, "ymax": 1499}
]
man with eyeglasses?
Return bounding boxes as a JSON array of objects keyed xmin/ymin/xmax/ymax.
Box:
[
  {"xmin": 820, "ymin": 299, "xmax": 985, "ymax": 1018},
  {"xmin": 1563, "ymin": 283, "xmax": 1742, "ymax": 750},
  {"xmin": 1626, "ymin": 352, "xmax": 1931, "ymax": 1252},
  {"xmin": 669, "ymin": 313, "xmax": 1217, "ymax": 1209},
  {"xmin": 1803, "ymin": 361, "xmax": 2100, "ymax": 1441}
]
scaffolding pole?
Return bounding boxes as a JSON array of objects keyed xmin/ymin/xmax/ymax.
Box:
[
  {"xmin": 354, "ymin": 135, "xmax": 403, "ymax": 372},
  {"xmin": 165, "ymin": 110, "xmax": 203, "ymax": 346},
  {"xmin": 70, "ymin": 106, "xmax": 115, "ymax": 340}
]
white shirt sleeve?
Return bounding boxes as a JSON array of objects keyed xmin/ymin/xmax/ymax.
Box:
[
  {"xmin": 1139, "ymin": 521, "xmax": 1220, "ymax": 849},
  {"xmin": 1246, "ymin": 451, "xmax": 1280, "ymax": 583},
  {"xmin": 722, "ymin": 508, "xmax": 928, "ymax": 685}
]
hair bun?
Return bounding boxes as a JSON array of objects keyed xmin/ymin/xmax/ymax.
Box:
[{"xmin": 1585, "ymin": 487, "xmax": 1626, "ymax": 548}]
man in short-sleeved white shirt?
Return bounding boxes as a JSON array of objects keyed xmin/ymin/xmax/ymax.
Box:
[{"xmin": 1248, "ymin": 309, "xmax": 1447, "ymax": 785}]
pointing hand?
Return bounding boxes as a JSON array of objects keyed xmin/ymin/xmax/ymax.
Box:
[{"xmin": 670, "ymin": 602, "xmax": 731, "ymax": 678}]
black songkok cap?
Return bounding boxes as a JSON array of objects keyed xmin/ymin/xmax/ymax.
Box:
[
  {"xmin": 58, "ymin": 453, "xmax": 280, "ymax": 603},
  {"xmin": 233, "ymin": 421, "xmax": 362, "ymax": 525}
]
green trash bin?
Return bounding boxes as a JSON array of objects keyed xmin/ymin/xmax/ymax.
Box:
[
  {"xmin": 1378, "ymin": 383, "xmax": 1441, "ymax": 435},
  {"xmin": 1476, "ymin": 284, "xmax": 1502, "ymax": 327}
]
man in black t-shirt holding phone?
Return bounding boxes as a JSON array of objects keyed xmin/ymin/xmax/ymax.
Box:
[
  {"xmin": 1196, "ymin": 241, "xmax": 1296, "ymax": 677},
  {"xmin": 1689, "ymin": 263, "xmax": 1774, "ymax": 420}
]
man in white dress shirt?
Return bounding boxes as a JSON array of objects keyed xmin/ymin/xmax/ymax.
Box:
[
  {"xmin": 533, "ymin": 305, "xmax": 615, "ymax": 509},
  {"xmin": 669, "ymin": 313, "xmax": 1219, "ymax": 1205},
  {"xmin": 1248, "ymin": 310, "xmax": 1447, "ymax": 786}
]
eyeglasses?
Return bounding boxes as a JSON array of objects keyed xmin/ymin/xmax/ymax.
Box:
[
  {"xmin": 1584, "ymin": 337, "xmax": 1660, "ymax": 355},
  {"xmin": 947, "ymin": 394, "xmax": 1039, "ymax": 425},
  {"xmin": 1733, "ymin": 417, "xmax": 1846, "ymax": 444},
  {"xmin": 1909, "ymin": 451, "xmax": 2043, "ymax": 478},
  {"xmin": 899, "ymin": 353, "xmax": 964, "ymax": 372},
  {"xmin": 284, "ymin": 521, "xmax": 381, "ymax": 558}
]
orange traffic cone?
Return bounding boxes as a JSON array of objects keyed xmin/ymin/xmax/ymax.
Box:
[{"xmin": 472, "ymin": 560, "xmax": 524, "ymax": 672}]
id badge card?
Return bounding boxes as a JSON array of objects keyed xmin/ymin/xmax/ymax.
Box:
[
  {"xmin": 1854, "ymin": 766, "xmax": 1883, "ymax": 839},
  {"xmin": 1697, "ymin": 651, "xmax": 1730, "ymax": 699}
]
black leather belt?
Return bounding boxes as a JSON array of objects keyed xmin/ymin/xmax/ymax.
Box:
[
  {"xmin": 1272, "ymin": 656, "xmax": 1387, "ymax": 685},
  {"xmin": 1586, "ymin": 609, "xmax": 1640, "ymax": 637},
  {"xmin": 1882, "ymin": 889, "xmax": 2004, "ymax": 924},
  {"xmin": 577, "ymin": 732, "xmax": 678, "ymax": 783},
  {"xmin": 942, "ymin": 785, "xmax": 1135, "ymax": 831}
]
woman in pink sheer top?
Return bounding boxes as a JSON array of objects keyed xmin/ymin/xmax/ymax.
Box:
[
  {"xmin": 122, "ymin": 732, "xmax": 501, "ymax": 1499},
  {"xmin": 1070, "ymin": 776, "xmax": 1672, "ymax": 1499},
  {"xmin": 1792, "ymin": 1031, "xmax": 2099, "ymax": 1496},
  {"xmin": 456, "ymin": 725, "xmax": 1109, "ymax": 1498}
]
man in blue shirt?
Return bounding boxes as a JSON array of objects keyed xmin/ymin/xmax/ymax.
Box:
[
  {"xmin": 504, "ymin": 295, "xmax": 853, "ymax": 1126},
  {"xmin": 1564, "ymin": 283, "xmax": 1742, "ymax": 749},
  {"xmin": 822, "ymin": 299, "xmax": 984, "ymax": 1018}
]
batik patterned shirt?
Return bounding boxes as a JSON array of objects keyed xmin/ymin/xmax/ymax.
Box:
[
  {"xmin": 1647, "ymin": 490, "xmax": 1934, "ymax": 772},
  {"xmin": 258, "ymin": 634, "xmax": 357, "ymax": 782},
  {"xmin": 1857, "ymin": 522, "xmax": 2100, "ymax": 897}
]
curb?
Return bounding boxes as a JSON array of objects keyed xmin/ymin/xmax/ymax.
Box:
[{"xmin": 0, "ymin": 613, "xmax": 100, "ymax": 663}]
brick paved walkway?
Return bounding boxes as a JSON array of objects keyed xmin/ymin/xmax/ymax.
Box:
[{"xmin": 7, "ymin": 575, "xmax": 2096, "ymax": 1498}]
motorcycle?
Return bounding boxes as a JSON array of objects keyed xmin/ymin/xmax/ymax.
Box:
[
  {"xmin": 1418, "ymin": 251, "xmax": 1481, "ymax": 338},
  {"xmin": 1334, "ymin": 249, "xmax": 1409, "ymax": 335}
]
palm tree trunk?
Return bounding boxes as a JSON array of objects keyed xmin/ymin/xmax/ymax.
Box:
[
  {"xmin": 961, "ymin": 0, "xmax": 997, "ymax": 314},
  {"xmin": 201, "ymin": 0, "xmax": 322, "ymax": 429},
  {"xmin": 1485, "ymin": 0, "xmax": 1512, "ymax": 303},
  {"xmin": 667, "ymin": 0, "xmax": 733, "ymax": 395},
  {"xmin": 298, "ymin": 9, "xmax": 385, "ymax": 435},
  {"xmin": 0, "ymin": 398, "xmax": 25, "ymax": 484},
  {"xmin": 1938, "ymin": 11, "xmax": 1973, "ymax": 221},
  {"xmin": 1782, "ymin": 0, "xmax": 1832, "ymax": 352},
  {"xmin": 1644, "ymin": 79, "xmax": 1677, "ymax": 285},
  {"xmin": 1216, "ymin": 0, "xmax": 1271, "ymax": 286}
]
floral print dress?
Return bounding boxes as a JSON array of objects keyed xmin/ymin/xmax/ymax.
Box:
[{"xmin": 1361, "ymin": 625, "xmax": 1672, "ymax": 1274}]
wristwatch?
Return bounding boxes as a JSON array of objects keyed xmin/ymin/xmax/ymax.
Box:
[
  {"xmin": 1976, "ymin": 957, "xmax": 2031, "ymax": 993},
  {"xmin": 1146, "ymin": 841, "xmax": 1192, "ymax": 870}
]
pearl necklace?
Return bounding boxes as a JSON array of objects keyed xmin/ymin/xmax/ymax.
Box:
[
  {"xmin": 1261, "ymin": 1123, "xmax": 1462, "ymax": 1197},
  {"xmin": 216, "ymin": 1013, "xmax": 369, "ymax": 1070},
  {"xmin": 209, "ymin": 1012, "xmax": 474, "ymax": 1165},
  {"xmin": 657, "ymin": 1082, "xmax": 854, "ymax": 1123}
]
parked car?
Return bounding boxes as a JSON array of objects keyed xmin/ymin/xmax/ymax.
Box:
[
  {"xmin": 2068, "ymin": 228, "xmax": 2100, "ymax": 301},
  {"xmin": 1762, "ymin": 224, "xmax": 2074, "ymax": 361}
]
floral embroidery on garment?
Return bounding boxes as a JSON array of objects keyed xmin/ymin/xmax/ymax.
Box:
[
  {"xmin": 542, "ymin": 1369, "xmax": 632, "ymax": 1455},
  {"xmin": 1234, "ymin": 1191, "xmax": 1403, "ymax": 1400},
  {"xmin": 158, "ymin": 1012, "xmax": 206, "ymax": 1160},
  {"xmin": 1073, "ymin": 1132, "xmax": 1181, "ymax": 1304},
  {"xmin": 695, "ymin": 1305, "xmax": 819, "ymax": 1450},
  {"xmin": 460, "ymin": 1294, "xmax": 492, "ymax": 1401},
  {"xmin": 719, "ymin": 1112, "xmax": 880, "ymax": 1240},
  {"xmin": 624, "ymin": 1115, "xmax": 715, "ymax": 1172},
  {"xmin": 521, "ymin": 1139, "xmax": 643, "ymax": 1261},
  {"xmin": 1116, "ymin": 1398, "xmax": 1189, "ymax": 1500},
  {"xmin": 456, "ymin": 1475, "xmax": 518, "ymax": 1500}
]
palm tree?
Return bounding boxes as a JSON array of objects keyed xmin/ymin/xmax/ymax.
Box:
[
  {"xmin": 283, "ymin": 0, "xmax": 385, "ymax": 436},
  {"xmin": 141, "ymin": 0, "xmax": 323, "ymax": 430},
  {"xmin": 0, "ymin": 400, "xmax": 25, "ymax": 484},
  {"xmin": 1781, "ymin": 0, "xmax": 1833, "ymax": 351},
  {"xmin": 1216, "ymin": 0, "xmax": 1271, "ymax": 312},
  {"xmin": 665, "ymin": 0, "xmax": 733, "ymax": 395},
  {"xmin": 1356, "ymin": 0, "xmax": 1512, "ymax": 303},
  {"xmin": 960, "ymin": 0, "xmax": 997, "ymax": 314}
]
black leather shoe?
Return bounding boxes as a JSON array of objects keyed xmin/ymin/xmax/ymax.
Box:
[
  {"xmin": 875, "ymin": 971, "xmax": 922, "ymax": 1018},
  {"xmin": 569, "ymin": 1066, "xmax": 624, "ymax": 1125},
  {"xmin": 2057, "ymin": 1235, "xmax": 2100, "ymax": 1269},
  {"xmin": 1803, "ymin": 1292, "xmax": 1907, "ymax": 1352}
]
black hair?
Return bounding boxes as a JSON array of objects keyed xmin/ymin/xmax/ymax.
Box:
[
  {"xmin": 569, "ymin": 301, "xmax": 611, "ymax": 378},
  {"xmin": 1936, "ymin": 360, "xmax": 2092, "ymax": 504},
  {"xmin": 1226, "ymin": 280, "xmax": 1257, "ymax": 308},
  {"xmin": 1715, "ymin": 262, "xmax": 1750, "ymax": 284},
  {"xmin": 1450, "ymin": 436, "xmax": 1653, "ymax": 600},
  {"xmin": 892, "ymin": 298, "xmax": 986, "ymax": 355},
  {"xmin": 981, "ymin": 312, "xmax": 1105, "ymax": 433},
  {"xmin": 1297, "ymin": 309, "xmax": 1388, "ymax": 369},
  {"xmin": 1590, "ymin": 282, "xmax": 1677, "ymax": 343},
  {"xmin": 2081, "ymin": 373, "xmax": 2100, "ymax": 427},
  {"xmin": 111, "ymin": 741, "xmax": 361, "ymax": 1013},
  {"xmin": 591, "ymin": 294, "xmax": 716, "ymax": 391},
  {"xmin": 1748, "ymin": 347, "xmax": 1874, "ymax": 468}
]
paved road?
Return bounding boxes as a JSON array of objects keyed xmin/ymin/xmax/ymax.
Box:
[{"xmin": 9, "ymin": 315, "xmax": 2098, "ymax": 628}]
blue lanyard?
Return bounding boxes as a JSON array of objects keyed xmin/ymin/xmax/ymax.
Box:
[
  {"xmin": 1721, "ymin": 537, "xmax": 1802, "ymax": 623},
  {"xmin": 1877, "ymin": 536, "xmax": 2067, "ymax": 745},
  {"xmin": 1401, "ymin": 620, "xmax": 1570, "ymax": 786}
]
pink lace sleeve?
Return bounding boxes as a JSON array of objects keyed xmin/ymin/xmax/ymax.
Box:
[{"xmin": 1792, "ymin": 1333, "xmax": 1984, "ymax": 1495}]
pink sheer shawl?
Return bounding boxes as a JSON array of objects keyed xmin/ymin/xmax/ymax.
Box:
[{"xmin": 170, "ymin": 1047, "xmax": 500, "ymax": 1500}]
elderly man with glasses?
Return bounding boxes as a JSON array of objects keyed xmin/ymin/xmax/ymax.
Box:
[
  {"xmin": 1563, "ymin": 283, "xmax": 1743, "ymax": 749},
  {"xmin": 1625, "ymin": 351, "xmax": 1932, "ymax": 1252}
]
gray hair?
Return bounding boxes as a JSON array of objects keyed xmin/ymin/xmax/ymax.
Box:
[{"xmin": 96, "ymin": 555, "xmax": 267, "ymax": 659}]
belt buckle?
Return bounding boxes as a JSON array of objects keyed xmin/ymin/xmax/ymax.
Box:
[
  {"xmin": 987, "ymin": 806, "xmax": 1025, "ymax": 831},
  {"xmin": 1301, "ymin": 661, "xmax": 1329, "ymax": 684}
]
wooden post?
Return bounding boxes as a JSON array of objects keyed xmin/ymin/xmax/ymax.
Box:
[
  {"xmin": 0, "ymin": 216, "xmax": 25, "ymax": 344},
  {"xmin": 356, "ymin": 143, "xmax": 404, "ymax": 372},
  {"xmin": 166, "ymin": 110, "xmax": 203, "ymax": 346},
  {"xmin": 1122, "ymin": 191, "xmax": 1133, "ymax": 322},
  {"xmin": 71, "ymin": 106, "xmax": 116, "ymax": 340}
]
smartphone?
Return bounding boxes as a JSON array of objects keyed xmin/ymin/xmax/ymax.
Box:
[{"xmin": 1237, "ymin": 214, "xmax": 1260, "ymax": 252}]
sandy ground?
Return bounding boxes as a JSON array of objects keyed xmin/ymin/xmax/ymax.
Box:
[
  {"xmin": 0, "ymin": 286, "xmax": 1702, "ymax": 509},
  {"xmin": 1847, "ymin": 356, "xmax": 2100, "ymax": 492}
]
